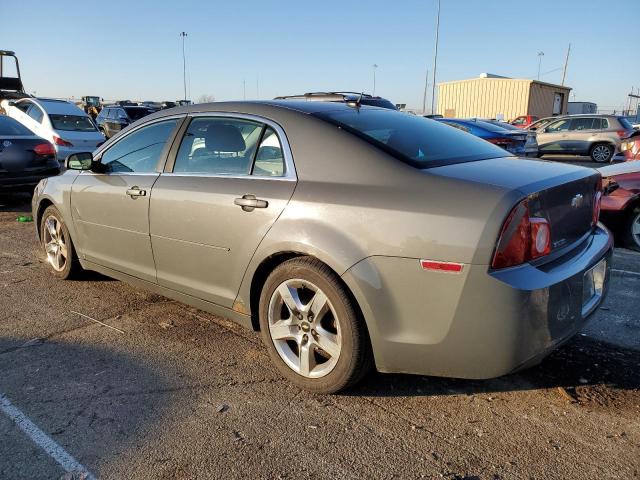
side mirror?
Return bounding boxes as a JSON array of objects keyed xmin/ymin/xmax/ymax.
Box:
[
  {"xmin": 7, "ymin": 101, "xmax": 16, "ymax": 107},
  {"xmin": 65, "ymin": 152, "xmax": 94, "ymax": 170}
]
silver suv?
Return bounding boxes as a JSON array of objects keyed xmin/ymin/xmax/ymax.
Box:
[{"xmin": 535, "ymin": 114, "xmax": 635, "ymax": 162}]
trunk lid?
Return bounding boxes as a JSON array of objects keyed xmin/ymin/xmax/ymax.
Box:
[{"xmin": 430, "ymin": 157, "xmax": 600, "ymax": 252}]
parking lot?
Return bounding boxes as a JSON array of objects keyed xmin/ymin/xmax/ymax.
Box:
[{"xmin": 1, "ymin": 153, "xmax": 639, "ymax": 479}]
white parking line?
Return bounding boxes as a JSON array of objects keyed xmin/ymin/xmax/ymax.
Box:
[{"xmin": 0, "ymin": 393, "xmax": 96, "ymax": 480}]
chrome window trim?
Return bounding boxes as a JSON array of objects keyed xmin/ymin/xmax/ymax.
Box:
[{"xmin": 162, "ymin": 111, "xmax": 297, "ymax": 181}]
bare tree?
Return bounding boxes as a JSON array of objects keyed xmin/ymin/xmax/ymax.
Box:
[{"xmin": 196, "ymin": 94, "xmax": 216, "ymax": 104}]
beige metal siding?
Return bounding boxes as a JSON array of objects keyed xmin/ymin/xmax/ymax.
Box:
[{"xmin": 437, "ymin": 78, "xmax": 571, "ymax": 119}]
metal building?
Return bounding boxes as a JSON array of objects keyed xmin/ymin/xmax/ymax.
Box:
[
  {"xmin": 436, "ymin": 73, "xmax": 572, "ymax": 120},
  {"xmin": 567, "ymin": 101, "xmax": 598, "ymax": 114}
]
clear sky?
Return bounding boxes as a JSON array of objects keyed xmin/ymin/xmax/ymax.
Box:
[{"xmin": 1, "ymin": 0, "xmax": 638, "ymax": 111}]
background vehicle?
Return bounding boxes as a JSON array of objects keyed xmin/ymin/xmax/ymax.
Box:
[
  {"xmin": 599, "ymin": 162, "xmax": 640, "ymax": 251},
  {"xmin": 476, "ymin": 118, "xmax": 538, "ymax": 156},
  {"xmin": 275, "ymin": 92, "xmax": 397, "ymax": 110},
  {"xmin": 510, "ymin": 115, "xmax": 539, "ymax": 128},
  {"xmin": 0, "ymin": 50, "xmax": 30, "ymax": 104},
  {"xmin": 161, "ymin": 101, "xmax": 177, "ymax": 109},
  {"xmin": 141, "ymin": 101, "xmax": 163, "ymax": 111},
  {"xmin": 78, "ymin": 96, "xmax": 102, "ymax": 120},
  {"xmin": 1, "ymin": 97, "xmax": 104, "ymax": 161},
  {"xmin": 536, "ymin": 115, "xmax": 635, "ymax": 162},
  {"xmin": 0, "ymin": 115, "xmax": 59, "ymax": 190},
  {"xmin": 435, "ymin": 117, "xmax": 527, "ymax": 155},
  {"xmin": 621, "ymin": 131, "xmax": 640, "ymax": 161},
  {"xmin": 95, "ymin": 105, "xmax": 155, "ymax": 138},
  {"xmin": 33, "ymin": 101, "xmax": 611, "ymax": 393}
]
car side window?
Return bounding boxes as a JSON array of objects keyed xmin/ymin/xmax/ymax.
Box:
[
  {"xmin": 27, "ymin": 105, "xmax": 44, "ymax": 123},
  {"xmin": 16, "ymin": 101, "xmax": 31, "ymax": 113},
  {"xmin": 512, "ymin": 117, "xmax": 525, "ymax": 125},
  {"xmin": 100, "ymin": 119, "xmax": 178, "ymax": 173},
  {"xmin": 600, "ymin": 118, "xmax": 609, "ymax": 129},
  {"xmin": 545, "ymin": 119, "xmax": 571, "ymax": 132},
  {"xmin": 252, "ymin": 127, "xmax": 285, "ymax": 177},
  {"xmin": 117, "ymin": 109, "xmax": 127, "ymax": 120},
  {"xmin": 173, "ymin": 117, "xmax": 263, "ymax": 175},
  {"xmin": 569, "ymin": 118, "xmax": 594, "ymax": 131}
]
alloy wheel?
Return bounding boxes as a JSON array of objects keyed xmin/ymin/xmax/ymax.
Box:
[
  {"xmin": 592, "ymin": 145, "xmax": 612, "ymax": 162},
  {"xmin": 43, "ymin": 215, "xmax": 68, "ymax": 272},
  {"xmin": 632, "ymin": 212, "xmax": 640, "ymax": 248},
  {"xmin": 267, "ymin": 279, "xmax": 341, "ymax": 378}
]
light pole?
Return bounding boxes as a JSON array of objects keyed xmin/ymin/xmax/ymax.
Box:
[
  {"xmin": 372, "ymin": 64, "xmax": 378, "ymax": 95},
  {"xmin": 243, "ymin": 79, "xmax": 246, "ymax": 100},
  {"xmin": 430, "ymin": 0, "xmax": 441, "ymax": 115},
  {"xmin": 537, "ymin": 51, "xmax": 544, "ymax": 80},
  {"xmin": 180, "ymin": 32, "xmax": 188, "ymax": 101}
]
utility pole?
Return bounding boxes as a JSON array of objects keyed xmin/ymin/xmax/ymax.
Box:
[
  {"xmin": 422, "ymin": 68, "xmax": 429, "ymax": 114},
  {"xmin": 537, "ymin": 51, "xmax": 544, "ymax": 80},
  {"xmin": 180, "ymin": 32, "xmax": 188, "ymax": 101},
  {"xmin": 561, "ymin": 43, "xmax": 571, "ymax": 86},
  {"xmin": 372, "ymin": 64, "xmax": 378, "ymax": 95},
  {"xmin": 243, "ymin": 80, "xmax": 246, "ymax": 100},
  {"xmin": 430, "ymin": 0, "xmax": 441, "ymax": 115},
  {"xmin": 256, "ymin": 75, "xmax": 259, "ymax": 99}
]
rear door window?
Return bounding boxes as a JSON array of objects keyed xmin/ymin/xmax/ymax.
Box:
[
  {"xmin": 545, "ymin": 119, "xmax": 571, "ymax": 132},
  {"xmin": 173, "ymin": 117, "xmax": 263, "ymax": 175},
  {"xmin": 27, "ymin": 105, "xmax": 44, "ymax": 123},
  {"xmin": 569, "ymin": 118, "xmax": 595, "ymax": 131},
  {"xmin": 252, "ymin": 127, "xmax": 285, "ymax": 177}
]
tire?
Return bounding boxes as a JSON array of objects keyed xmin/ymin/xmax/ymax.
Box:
[
  {"xmin": 623, "ymin": 207, "xmax": 640, "ymax": 252},
  {"xmin": 258, "ymin": 257, "xmax": 373, "ymax": 394},
  {"xmin": 40, "ymin": 205, "xmax": 82, "ymax": 279},
  {"xmin": 590, "ymin": 143, "xmax": 614, "ymax": 163}
]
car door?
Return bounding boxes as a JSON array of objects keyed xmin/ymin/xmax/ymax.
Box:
[
  {"xmin": 537, "ymin": 118, "xmax": 571, "ymax": 154},
  {"xmin": 149, "ymin": 114, "xmax": 297, "ymax": 307},
  {"xmin": 566, "ymin": 117, "xmax": 595, "ymax": 154},
  {"xmin": 70, "ymin": 116, "xmax": 182, "ymax": 282}
]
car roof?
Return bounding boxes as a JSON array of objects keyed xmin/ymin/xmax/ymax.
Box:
[{"xmin": 30, "ymin": 98, "xmax": 86, "ymax": 115}]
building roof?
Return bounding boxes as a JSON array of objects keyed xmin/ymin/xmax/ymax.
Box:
[{"xmin": 437, "ymin": 75, "xmax": 571, "ymax": 91}]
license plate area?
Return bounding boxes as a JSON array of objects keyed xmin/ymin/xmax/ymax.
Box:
[{"xmin": 582, "ymin": 258, "xmax": 607, "ymax": 316}]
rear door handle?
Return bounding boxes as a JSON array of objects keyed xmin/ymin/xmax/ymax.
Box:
[
  {"xmin": 126, "ymin": 186, "xmax": 147, "ymax": 198},
  {"xmin": 234, "ymin": 194, "xmax": 268, "ymax": 212}
]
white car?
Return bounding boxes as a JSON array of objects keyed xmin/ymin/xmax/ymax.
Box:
[{"xmin": 0, "ymin": 97, "xmax": 104, "ymax": 162}]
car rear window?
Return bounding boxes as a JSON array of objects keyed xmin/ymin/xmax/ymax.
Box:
[
  {"xmin": 124, "ymin": 107, "xmax": 153, "ymax": 121},
  {"xmin": 315, "ymin": 108, "xmax": 509, "ymax": 168},
  {"xmin": 0, "ymin": 115, "xmax": 33, "ymax": 135},
  {"xmin": 49, "ymin": 114, "xmax": 97, "ymax": 132}
]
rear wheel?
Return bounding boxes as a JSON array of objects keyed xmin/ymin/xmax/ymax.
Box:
[
  {"xmin": 623, "ymin": 207, "xmax": 640, "ymax": 252},
  {"xmin": 40, "ymin": 205, "xmax": 82, "ymax": 279},
  {"xmin": 259, "ymin": 257, "xmax": 372, "ymax": 394},
  {"xmin": 590, "ymin": 143, "xmax": 614, "ymax": 163}
]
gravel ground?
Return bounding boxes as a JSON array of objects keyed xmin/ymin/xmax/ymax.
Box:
[{"xmin": 0, "ymin": 184, "xmax": 638, "ymax": 480}]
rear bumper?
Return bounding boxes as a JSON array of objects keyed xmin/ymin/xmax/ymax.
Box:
[
  {"xmin": 0, "ymin": 167, "xmax": 61, "ymax": 189},
  {"xmin": 342, "ymin": 225, "xmax": 613, "ymax": 379}
]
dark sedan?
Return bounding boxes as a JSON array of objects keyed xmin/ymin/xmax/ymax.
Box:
[
  {"xmin": 95, "ymin": 105, "xmax": 155, "ymax": 138},
  {"xmin": 435, "ymin": 118, "xmax": 528, "ymax": 156},
  {"xmin": 0, "ymin": 115, "xmax": 60, "ymax": 190}
]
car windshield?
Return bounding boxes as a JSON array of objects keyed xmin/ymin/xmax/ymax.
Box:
[
  {"xmin": 0, "ymin": 115, "xmax": 34, "ymax": 135},
  {"xmin": 124, "ymin": 107, "xmax": 153, "ymax": 121},
  {"xmin": 465, "ymin": 119, "xmax": 513, "ymax": 133},
  {"xmin": 49, "ymin": 114, "xmax": 97, "ymax": 132},
  {"xmin": 315, "ymin": 108, "xmax": 509, "ymax": 168}
]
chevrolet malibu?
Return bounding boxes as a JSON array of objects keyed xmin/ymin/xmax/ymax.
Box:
[{"xmin": 32, "ymin": 101, "xmax": 612, "ymax": 393}]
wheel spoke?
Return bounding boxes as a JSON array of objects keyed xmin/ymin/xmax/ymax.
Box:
[
  {"xmin": 269, "ymin": 320, "xmax": 298, "ymax": 341},
  {"xmin": 59, "ymin": 242, "xmax": 68, "ymax": 259},
  {"xmin": 56, "ymin": 251, "xmax": 63, "ymax": 269},
  {"xmin": 46, "ymin": 218, "xmax": 57, "ymax": 240},
  {"xmin": 45, "ymin": 242, "xmax": 57, "ymax": 255},
  {"xmin": 308, "ymin": 290, "xmax": 328, "ymax": 319},
  {"xmin": 314, "ymin": 327, "xmax": 341, "ymax": 358},
  {"xmin": 298, "ymin": 341, "xmax": 314, "ymax": 376},
  {"xmin": 277, "ymin": 283, "xmax": 304, "ymax": 314}
]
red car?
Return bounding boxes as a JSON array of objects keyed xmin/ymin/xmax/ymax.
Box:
[
  {"xmin": 620, "ymin": 131, "xmax": 640, "ymax": 160},
  {"xmin": 599, "ymin": 162, "xmax": 640, "ymax": 251},
  {"xmin": 510, "ymin": 115, "xmax": 539, "ymax": 129}
]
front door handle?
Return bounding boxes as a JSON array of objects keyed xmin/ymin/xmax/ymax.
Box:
[
  {"xmin": 126, "ymin": 186, "xmax": 147, "ymax": 198},
  {"xmin": 234, "ymin": 194, "xmax": 268, "ymax": 212}
]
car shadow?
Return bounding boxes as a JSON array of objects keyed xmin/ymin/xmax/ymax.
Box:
[
  {"xmin": 0, "ymin": 337, "xmax": 181, "ymax": 479},
  {"xmin": 346, "ymin": 335, "xmax": 640, "ymax": 400},
  {"xmin": 0, "ymin": 192, "xmax": 32, "ymax": 212}
]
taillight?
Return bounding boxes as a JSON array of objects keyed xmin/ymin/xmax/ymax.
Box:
[
  {"xmin": 53, "ymin": 136, "xmax": 73, "ymax": 147},
  {"xmin": 491, "ymin": 198, "xmax": 552, "ymax": 269},
  {"xmin": 33, "ymin": 143, "xmax": 56, "ymax": 156},
  {"xmin": 616, "ymin": 130, "xmax": 629, "ymax": 139}
]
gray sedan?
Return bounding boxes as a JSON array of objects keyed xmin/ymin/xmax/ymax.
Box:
[{"xmin": 32, "ymin": 101, "xmax": 612, "ymax": 393}]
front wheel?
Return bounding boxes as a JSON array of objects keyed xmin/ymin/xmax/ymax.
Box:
[
  {"xmin": 259, "ymin": 257, "xmax": 372, "ymax": 394},
  {"xmin": 40, "ymin": 205, "xmax": 82, "ymax": 279},
  {"xmin": 623, "ymin": 207, "xmax": 640, "ymax": 252},
  {"xmin": 590, "ymin": 143, "xmax": 614, "ymax": 163}
]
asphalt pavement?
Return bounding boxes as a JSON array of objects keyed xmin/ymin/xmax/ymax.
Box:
[{"xmin": 0, "ymin": 181, "xmax": 638, "ymax": 479}]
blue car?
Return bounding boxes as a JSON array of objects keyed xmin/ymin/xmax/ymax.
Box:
[{"xmin": 435, "ymin": 118, "xmax": 528, "ymax": 156}]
